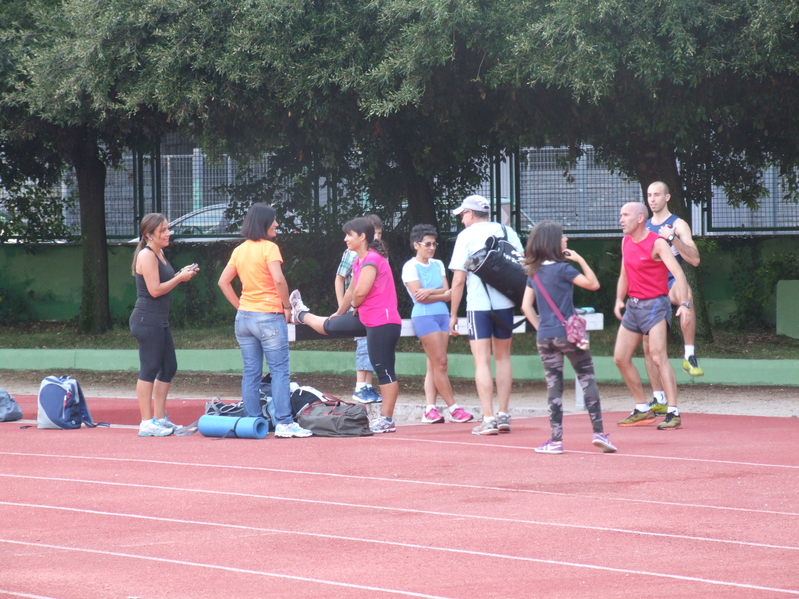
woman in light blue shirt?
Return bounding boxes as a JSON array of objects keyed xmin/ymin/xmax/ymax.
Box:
[{"xmin": 401, "ymin": 225, "xmax": 474, "ymax": 425}]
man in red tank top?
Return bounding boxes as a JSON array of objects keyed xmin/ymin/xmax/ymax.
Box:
[{"xmin": 613, "ymin": 202, "xmax": 691, "ymax": 430}]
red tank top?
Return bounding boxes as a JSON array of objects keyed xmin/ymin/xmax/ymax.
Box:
[{"xmin": 622, "ymin": 231, "xmax": 669, "ymax": 300}]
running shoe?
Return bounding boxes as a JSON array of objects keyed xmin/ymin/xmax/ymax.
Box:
[
  {"xmin": 449, "ymin": 407, "xmax": 474, "ymax": 423},
  {"xmin": 617, "ymin": 409, "xmax": 657, "ymax": 427},
  {"xmin": 591, "ymin": 432, "xmax": 618, "ymax": 453},
  {"xmin": 648, "ymin": 400, "xmax": 668, "ymax": 416},
  {"xmin": 138, "ymin": 418, "xmax": 173, "ymax": 437},
  {"xmin": 275, "ymin": 422, "xmax": 313, "ymax": 438},
  {"xmin": 369, "ymin": 415, "xmax": 396, "ymax": 434},
  {"xmin": 289, "ymin": 289, "xmax": 309, "ymax": 324},
  {"xmin": 422, "ymin": 406, "xmax": 445, "ymax": 424},
  {"xmin": 352, "ymin": 387, "xmax": 378, "ymax": 404},
  {"xmin": 366, "ymin": 385, "xmax": 382, "ymax": 402},
  {"xmin": 683, "ymin": 355, "xmax": 704, "ymax": 377},
  {"xmin": 535, "ymin": 439, "xmax": 564, "ymax": 454},
  {"xmin": 496, "ymin": 412, "xmax": 512, "ymax": 433},
  {"xmin": 156, "ymin": 413, "xmax": 180, "ymax": 431},
  {"xmin": 657, "ymin": 412, "xmax": 682, "ymax": 430},
  {"xmin": 471, "ymin": 419, "xmax": 498, "ymax": 436}
]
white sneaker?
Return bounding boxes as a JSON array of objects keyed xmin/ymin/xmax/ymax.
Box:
[
  {"xmin": 275, "ymin": 422, "xmax": 313, "ymax": 438},
  {"xmin": 138, "ymin": 418, "xmax": 173, "ymax": 437},
  {"xmin": 289, "ymin": 290, "xmax": 310, "ymax": 324}
]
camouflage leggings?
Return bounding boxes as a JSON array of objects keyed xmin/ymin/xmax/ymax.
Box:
[{"xmin": 536, "ymin": 337, "xmax": 604, "ymax": 441}]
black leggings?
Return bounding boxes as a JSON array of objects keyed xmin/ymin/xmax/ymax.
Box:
[
  {"xmin": 365, "ymin": 323, "xmax": 401, "ymax": 386},
  {"xmin": 130, "ymin": 320, "xmax": 178, "ymax": 383},
  {"xmin": 319, "ymin": 314, "xmax": 400, "ymax": 385}
]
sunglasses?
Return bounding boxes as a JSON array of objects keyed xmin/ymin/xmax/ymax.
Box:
[{"xmin": 417, "ymin": 241, "xmax": 439, "ymax": 248}]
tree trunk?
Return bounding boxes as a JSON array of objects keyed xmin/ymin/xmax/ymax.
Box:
[
  {"xmin": 632, "ymin": 142, "xmax": 714, "ymax": 343},
  {"xmin": 385, "ymin": 122, "xmax": 439, "ymax": 229},
  {"xmin": 66, "ymin": 128, "xmax": 111, "ymax": 334}
]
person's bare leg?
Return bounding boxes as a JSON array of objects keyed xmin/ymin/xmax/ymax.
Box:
[
  {"xmin": 613, "ymin": 326, "xmax": 647, "ymax": 404},
  {"xmin": 643, "ymin": 335, "xmax": 663, "ymax": 393},
  {"xmin": 136, "ymin": 380, "xmax": 154, "ymax": 421},
  {"xmin": 421, "ymin": 331, "xmax": 455, "ymax": 406},
  {"xmin": 469, "ymin": 338, "xmax": 495, "ymax": 417},
  {"xmin": 647, "ymin": 320, "xmax": 678, "ymax": 407},
  {"xmin": 423, "ymin": 360, "xmax": 437, "ymax": 405},
  {"xmin": 152, "ymin": 380, "xmax": 170, "ymax": 420},
  {"xmin": 299, "ymin": 313, "xmax": 329, "ymax": 335},
  {"xmin": 380, "ymin": 381, "xmax": 399, "ymax": 418},
  {"xmin": 492, "ymin": 336, "xmax": 513, "ymax": 413}
]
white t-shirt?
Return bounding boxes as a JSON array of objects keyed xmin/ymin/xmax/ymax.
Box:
[{"xmin": 448, "ymin": 221, "xmax": 523, "ymax": 311}]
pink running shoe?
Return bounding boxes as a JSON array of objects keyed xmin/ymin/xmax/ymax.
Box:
[
  {"xmin": 422, "ymin": 406, "xmax": 445, "ymax": 424},
  {"xmin": 449, "ymin": 407, "xmax": 474, "ymax": 423}
]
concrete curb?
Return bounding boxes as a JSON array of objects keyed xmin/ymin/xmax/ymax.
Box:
[{"xmin": 1, "ymin": 349, "xmax": 797, "ymax": 386}]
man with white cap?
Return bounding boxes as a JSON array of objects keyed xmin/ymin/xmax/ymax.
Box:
[{"xmin": 448, "ymin": 195, "xmax": 523, "ymax": 435}]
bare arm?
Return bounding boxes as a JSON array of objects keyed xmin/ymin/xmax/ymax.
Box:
[
  {"xmin": 139, "ymin": 250, "xmax": 196, "ymax": 298},
  {"xmin": 449, "ymin": 270, "xmax": 466, "ymax": 335},
  {"xmin": 654, "ymin": 239, "xmax": 691, "ymax": 319},
  {"xmin": 564, "ymin": 250, "xmax": 600, "ymax": 291},
  {"xmin": 351, "ymin": 264, "xmax": 377, "ymax": 309},
  {"xmin": 267, "ymin": 260, "xmax": 291, "ymax": 321},
  {"xmin": 217, "ymin": 264, "xmax": 240, "ymax": 310},
  {"xmin": 406, "ymin": 276, "xmax": 451, "ymax": 304},
  {"xmin": 614, "ymin": 263, "xmax": 628, "ymax": 321},
  {"xmin": 334, "ymin": 274, "xmax": 347, "ymax": 305},
  {"xmin": 521, "ymin": 285, "xmax": 539, "ymax": 330},
  {"xmin": 658, "ymin": 218, "xmax": 700, "ymax": 267}
]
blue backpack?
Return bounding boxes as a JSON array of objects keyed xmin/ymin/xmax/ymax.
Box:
[{"xmin": 37, "ymin": 376, "xmax": 99, "ymax": 429}]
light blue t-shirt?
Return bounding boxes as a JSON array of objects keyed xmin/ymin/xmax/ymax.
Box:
[
  {"xmin": 401, "ymin": 258, "xmax": 449, "ymax": 318},
  {"xmin": 448, "ymin": 221, "xmax": 523, "ymax": 311}
]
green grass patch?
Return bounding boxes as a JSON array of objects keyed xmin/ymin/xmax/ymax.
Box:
[{"xmin": 2, "ymin": 321, "xmax": 798, "ymax": 359}]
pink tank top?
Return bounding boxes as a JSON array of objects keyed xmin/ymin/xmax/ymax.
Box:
[
  {"xmin": 622, "ymin": 231, "xmax": 669, "ymax": 300},
  {"xmin": 352, "ymin": 250, "xmax": 401, "ymax": 327}
]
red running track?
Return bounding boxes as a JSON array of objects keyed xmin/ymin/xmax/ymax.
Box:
[{"xmin": 1, "ymin": 409, "xmax": 798, "ymax": 598}]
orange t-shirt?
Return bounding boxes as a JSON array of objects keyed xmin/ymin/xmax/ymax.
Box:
[{"xmin": 228, "ymin": 239, "xmax": 283, "ymax": 313}]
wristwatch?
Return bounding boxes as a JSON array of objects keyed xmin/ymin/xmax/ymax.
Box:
[
  {"xmin": 681, "ymin": 301, "xmax": 691, "ymax": 308},
  {"xmin": 667, "ymin": 233, "xmax": 676, "ymax": 242}
]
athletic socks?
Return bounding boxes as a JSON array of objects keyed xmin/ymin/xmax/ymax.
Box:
[
  {"xmin": 636, "ymin": 403, "xmax": 650, "ymax": 412},
  {"xmin": 667, "ymin": 406, "xmax": 679, "ymax": 415},
  {"xmin": 355, "ymin": 382, "xmax": 368, "ymax": 391},
  {"xmin": 652, "ymin": 391, "xmax": 667, "ymax": 405},
  {"xmin": 685, "ymin": 345, "xmax": 695, "ymax": 360},
  {"xmin": 447, "ymin": 403, "xmax": 460, "ymax": 412}
]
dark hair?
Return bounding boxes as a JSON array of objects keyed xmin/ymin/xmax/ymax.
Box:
[
  {"xmin": 366, "ymin": 214, "xmax": 383, "ymax": 230},
  {"xmin": 241, "ymin": 203, "xmax": 276, "ymax": 241},
  {"xmin": 131, "ymin": 213, "xmax": 167, "ymax": 275},
  {"xmin": 410, "ymin": 224, "xmax": 438, "ymax": 247},
  {"xmin": 524, "ymin": 220, "xmax": 565, "ymax": 276},
  {"xmin": 343, "ymin": 216, "xmax": 388, "ymax": 258}
]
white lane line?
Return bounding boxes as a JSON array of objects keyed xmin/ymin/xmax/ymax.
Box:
[
  {"xmin": 1, "ymin": 455, "xmax": 797, "ymax": 518},
  {"xmin": 0, "ymin": 538, "xmax": 455, "ymax": 599},
  {"xmin": 0, "ymin": 592, "xmax": 63, "ymax": 599},
  {"xmin": 1, "ymin": 536, "xmax": 797, "ymax": 596},
  {"xmin": 377, "ymin": 437, "xmax": 799, "ymax": 470},
  {"xmin": 2, "ymin": 480, "xmax": 798, "ymax": 552}
]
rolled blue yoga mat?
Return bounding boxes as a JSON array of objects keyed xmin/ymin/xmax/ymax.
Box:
[{"xmin": 198, "ymin": 415, "xmax": 269, "ymax": 439}]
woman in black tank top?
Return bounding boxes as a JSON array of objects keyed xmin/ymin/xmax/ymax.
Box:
[{"xmin": 129, "ymin": 213, "xmax": 198, "ymax": 437}]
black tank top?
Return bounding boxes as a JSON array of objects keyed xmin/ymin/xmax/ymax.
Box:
[{"xmin": 131, "ymin": 246, "xmax": 175, "ymax": 326}]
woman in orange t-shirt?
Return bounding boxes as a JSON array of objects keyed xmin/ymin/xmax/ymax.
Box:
[{"xmin": 218, "ymin": 204, "xmax": 311, "ymax": 438}]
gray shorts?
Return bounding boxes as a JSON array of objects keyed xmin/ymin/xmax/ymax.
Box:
[{"xmin": 621, "ymin": 296, "xmax": 672, "ymax": 335}]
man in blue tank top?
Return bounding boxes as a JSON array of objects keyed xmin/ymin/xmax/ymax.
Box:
[{"xmin": 643, "ymin": 181, "xmax": 704, "ymax": 417}]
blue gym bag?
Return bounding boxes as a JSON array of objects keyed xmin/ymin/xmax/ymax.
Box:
[{"xmin": 36, "ymin": 376, "xmax": 99, "ymax": 429}]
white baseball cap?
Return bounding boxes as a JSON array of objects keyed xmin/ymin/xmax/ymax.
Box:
[{"xmin": 452, "ymin": 195, "xmax": 490, "ymax": 215}]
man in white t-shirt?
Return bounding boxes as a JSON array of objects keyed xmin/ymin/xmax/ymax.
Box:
[{"xmin": 448, "ymin": 195, "xmax": 523, "ymax": 436}]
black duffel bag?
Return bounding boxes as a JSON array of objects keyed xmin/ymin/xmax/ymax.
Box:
[{"xmin": 465, "ymin": 225, "xmax": 527, "ymax": 307}]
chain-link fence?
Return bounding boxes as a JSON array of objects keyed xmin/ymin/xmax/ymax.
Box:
[{"xmin": 51, "ymin": 144, "xmax": 799, "ymax": 240}]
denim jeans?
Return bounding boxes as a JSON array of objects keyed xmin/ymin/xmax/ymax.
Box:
[{"xmin": 235, "ymin": 310, "xmax": 292, "ymax": 424}]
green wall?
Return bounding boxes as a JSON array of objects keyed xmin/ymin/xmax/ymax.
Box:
[{"xmin": 2, "ymin": 235, "xmax": 799, "ymax": 324}]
